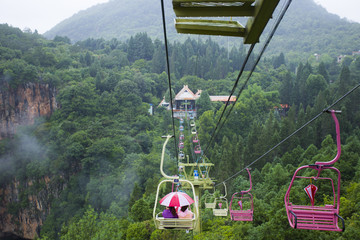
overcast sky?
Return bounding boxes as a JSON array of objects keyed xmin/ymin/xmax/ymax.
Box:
[{"xmin": 0, "ymin": 0, "xmax": 359, "ymax": 34}]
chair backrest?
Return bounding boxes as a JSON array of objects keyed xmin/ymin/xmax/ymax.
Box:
[{"xmin": 315, "ymin": 110, "xmax": 341, "ymax": 166}]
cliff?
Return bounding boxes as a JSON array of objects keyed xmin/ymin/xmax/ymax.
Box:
[
  {"xmin": 0, "ymin": 82, "xmax": 58, "ymax": 239},
  {"xmin": 0, "ymin": 177, "xmax": 66, "ymax": 239},
  {"xmin": 0, "ymin": 82, "xmax": 57, "ymax": 140}
]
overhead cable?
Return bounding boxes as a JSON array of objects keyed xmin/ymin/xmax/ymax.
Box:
[
  {"xmin": 216, "ymin": 81, "xmax": 360, "ymax": 187},
  {"xmin": 204, "ymin": 0, "xmax": 293, "ymax": 156},
  {"xmin": 160, "ymin": 0, "xmax": 178, "ymax": 161},
  {"xmin": 210, "ymin": 0, "xmax": 293, "ymax": 149}
]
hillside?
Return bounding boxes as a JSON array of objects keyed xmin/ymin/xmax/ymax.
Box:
[{"xmin": 43, "ymin": 0, "xmax": 360, "ymax": 58}]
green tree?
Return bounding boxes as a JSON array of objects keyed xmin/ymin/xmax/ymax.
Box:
[
  {"xmin": 196, "ymin": 90, "xmax": 213, "ymax": 117},
  {"xmin": 129, "ymin": 198, "xmax": 152, "ymax": 222}
]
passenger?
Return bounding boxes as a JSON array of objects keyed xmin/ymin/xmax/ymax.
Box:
[
  {"xmin": 178, "ymin": 205, "xmax": 193, "ymax": 219},
  {"xmin": 162, "ymin": 206, "xmax": 178, "ymax": 218}
]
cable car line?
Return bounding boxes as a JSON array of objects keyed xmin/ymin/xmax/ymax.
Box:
[
  {"xmin": 203, "ymin": 0, "xmax": 293, "ymax": 157},
  {"xmin": 201, "ymin": 43, "xmax": 255, "ymax": 156},
  {"xmin": 215, "ymin": 81, "xmax": 360, "ymax": 187},
  {"xmin": 160, "ymin": 0, "xmax": 178, "ymax": 163}
]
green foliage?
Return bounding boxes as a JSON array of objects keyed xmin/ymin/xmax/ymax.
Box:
[
  {"xmin": 126, "ymin": 221, "xmax": 154, "ymax": 240},
  {"xmin": 59, "ymin": 207, "xmax": 126, "ymax": 240},
  {"xmin": 1, "ymin": 22, "xmax": 360, "ymax": 240},
  {"xmin": 196, "ymin": 90, "xmax": 213, "ymax": 117}
]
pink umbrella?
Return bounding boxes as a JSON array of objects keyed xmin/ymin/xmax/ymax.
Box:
[
  {"xmin": 304, "ymin": 184, "xmax": 318, "ymax": 206},
  {"xmin": 159, "ymin": 192, "xmax": 194, "ymax": 207}
]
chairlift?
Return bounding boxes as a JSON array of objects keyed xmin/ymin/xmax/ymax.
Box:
[
  {"xmin": 194, "ymin": 145, "xmax": 201, "ymax": 154},
  {"xmin": 153, "ymin": 179, "xmax": 199, "ymax": 230},
  {"xmin": 179, "ymin": 142, "xmax": 185, "ymax": 149},
  {"xmin": 190, "ymin": 119, "xmax": 196, "ymax": 127},
  {"xmin": 180, "ymin": 134, "xmax": 184, "ymax": 140},
  {"xmin": 213, "ymin": 182, "xmax": 228, "ymax": 216},
  {"xmin": 179, "ymin": 151, "xmax": 185, "ymax": 160},
  {"xmin": 180, "ymin": 126, "xmax": 184, "ymax": 131},
  {"xmin": 154, "ymin": 135, "xmax": 199, "ymax": 230},
  {"xmin": 229, "ymin": 168, "xmax": 254, "ymax": 221},
  {"xmin": 192, "ymin": 135, "xmax": 199, "ymax": 143},
  {"xmin": 213, "ymin": 197, "xmax": 229, "ymax": 217},
  {"xmin": 191, "ymin": 127, "xmax": 197, "ymax": 135},
  {"xmin": 284, "ymin": 110, "xmax": 345, "ymax": 232}
]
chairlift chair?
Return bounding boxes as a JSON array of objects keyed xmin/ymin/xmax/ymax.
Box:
[
  {"xmin": 192, "ymin": 135, "xmax": 199, "ymax": 143},
  {"xmin": 194, "ymin": 145, "xmax": 201, "ymax": 154},
  {"xmin": 190, "ymin": 119, "xmax": 196, "ymax": 127},
  {"xmin": 212, "ymin": 182, "xmax": 229, "ymax": 216},
  {"xmin": 179, "ymin": 151, "xmax": 185, "ymax": 160},
  {"xmin": 153, "ymin": 179, "xmax": 199, "ymax": 230},
  {"xmin": 213, "ymin": 197, "xmax": 229, "ymax": 216},
  {"xmin": 230, "ymin": 168, "xmax": 254, "ymax": 221},
  {"xmin": 191, "ymin": 127, "xmax": 197, "ymax": 135},
  {"xmin": 284, "ymin": 110, "xmax": 345, "ymax": 232},
  {"xmin": 180, "ymin": 125, "xmax": 184, "ymax": 131}
]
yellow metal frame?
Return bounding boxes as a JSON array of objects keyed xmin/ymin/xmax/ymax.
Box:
[
  {"xmin": 213, "ymin": 197, "xmax": 229, "ymax": 216},
  {"xmin": 173, "ymin": 0, "xmax": 280, "ymax": 44}
]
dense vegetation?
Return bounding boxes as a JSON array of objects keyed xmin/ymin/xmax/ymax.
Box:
[{"xmin": 0, "ymin": 21, "xmax": 360, "ymax": 240}]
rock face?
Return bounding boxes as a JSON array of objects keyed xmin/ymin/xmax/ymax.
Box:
[
  {"xmin": 0, "ymin": 82, "xmax": 58, "ymax": 239},
  {"xmin": 0, "ymin": 82, "xmax": 57, "ymax": 140},
  {"xmin": 0, "ymin": 177, "xmax": 66, "ymax": 239}
]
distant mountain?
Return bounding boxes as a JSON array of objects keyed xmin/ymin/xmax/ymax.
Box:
[
  {"xmin": 44, "ymin": 0, "xmax": 360, "ymax": 57},
  {"xmin": 44, "ymin": 0, "xmax": 176, "ymax": 42}
]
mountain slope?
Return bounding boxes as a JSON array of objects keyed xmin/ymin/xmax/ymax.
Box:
[
  {"xmin": 44, "ymin": 0, "xmax": 175, "ymax": 42},
  {"xmin": 43, "ymin": 0, "xmax": 360, "ymax": 57}
]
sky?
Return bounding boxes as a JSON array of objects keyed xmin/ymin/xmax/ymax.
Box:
[{"xmin": 0, "ymin": 0, "xmax": 359, "ymax": 34}]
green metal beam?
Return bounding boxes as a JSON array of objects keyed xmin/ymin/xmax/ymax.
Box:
[
  {"xmin": 173, "ymin": 5, "xmax": 254, "ymax": 17},
  {"xmin": 175, "ymin": 19, "xmax": 246, "ymax": 37},
  {"xmin": 173, "ymin": 0, "xmax": 255, "ymax": 17},
  {"xmin": 244, "ymin": 0, "xmax": 280, "ymax": 44}
]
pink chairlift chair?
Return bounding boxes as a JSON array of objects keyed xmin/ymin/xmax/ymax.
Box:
[
  {"xmin": 284, "ymin": 110, "xmax": 345, "ymax": 232},
  {"xmin": 229, "ymin": 168, "xmax": 254, "ymax": 221}
]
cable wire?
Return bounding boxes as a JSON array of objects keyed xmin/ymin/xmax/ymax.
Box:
[
  {"xmin": 160, "ymin": 0, "xmax": 178, "ymax": 161},
  {"xmin": 216, "ymin": 81, "xmax": 360, "ymax": 187},
  {"xmin": 203, "ymin": 43, "xmax": 256, "ymax": 155},
  {"xmin": 205, "ymin": 0, "xmax": 293, "ymax": 158},
  {"xmin": 204, "ymin": 0, "xmax": 293, "ymax": 156}
]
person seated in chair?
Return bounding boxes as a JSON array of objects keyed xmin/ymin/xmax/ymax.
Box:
[
  {"xmin": 162, "ymin": 206, "xmax": 178, "ymax": 218},
  {"xmin": 178, "ymin": 205, "xmax": 193, "ymax": 219}
]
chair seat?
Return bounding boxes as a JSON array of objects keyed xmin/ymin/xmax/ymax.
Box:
[
  {"xmin": 155, "ymin": 216, "xmax": 195, "ymax": 230},
  {"xmin": 213, "ymin": 209, "xmax": 228, "ymax": 216},
  {"xmin": 230, "ymin": 210, "xmax": 253, "ymax": 221},
  {"xmin": 287, "ymin": 204, "xmax": 343, "ymax": 232}
]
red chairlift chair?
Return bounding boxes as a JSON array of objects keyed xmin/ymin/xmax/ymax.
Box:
[{"xmin": 194, "ymin": 145, "xmax": 201, "ymax": 154}]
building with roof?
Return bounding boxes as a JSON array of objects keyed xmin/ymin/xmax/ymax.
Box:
[{"xmin": 159, "ymin": 85, "xmax": 236, "ymax": 118}]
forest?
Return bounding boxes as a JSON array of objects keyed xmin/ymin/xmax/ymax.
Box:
[{"xmin": 0, "ymin": 22, "xmax": 359, "ymax": 240}]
